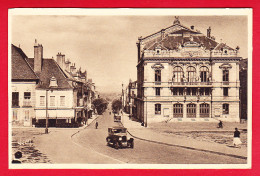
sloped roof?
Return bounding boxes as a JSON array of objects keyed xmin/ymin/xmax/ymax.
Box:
[
  {"xmin": 11, "ymin": 44, "xmax": 39, "ymax": 81},
  {"xmin": 27, "ymin": 58, "xmax": 72, "ymax": 89},
  {"xmin": 142, "ymin": 23, "xmax": 234, "ymax": 51}
]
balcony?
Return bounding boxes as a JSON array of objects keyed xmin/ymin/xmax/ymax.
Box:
[
  {"xmin": 169, "ymin": 81, "xmax": 212, "ymax": 87},
  {"xmin": 23, "ymin": 100, "xmax": 32, "ymax": 107}
]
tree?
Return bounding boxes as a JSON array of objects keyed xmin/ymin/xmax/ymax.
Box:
[
  {"xmin": 112, "ymin": 99, "xmax": 122, "ymax": 114},
  {"xmin": 92, "ymin": 98, "xmax": 108, "ymax": 115}
]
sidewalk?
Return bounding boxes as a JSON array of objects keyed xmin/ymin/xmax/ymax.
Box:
[{"xmin": 121, "ymin": 113, "xmax": 247, "ymax": 159}]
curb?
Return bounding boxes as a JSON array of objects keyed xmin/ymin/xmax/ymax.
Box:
[
  {"xmin": 120, "ymin": 122, "xmax": 247, "ymax": 160},
  {"xmin": 71, "ymin": 115, "xmax": 99, "ymax": 138}
]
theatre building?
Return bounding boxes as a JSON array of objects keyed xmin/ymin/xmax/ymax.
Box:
[{"xmin": 136, "ymin": 17, "xmax": 241, "ymax": 125}]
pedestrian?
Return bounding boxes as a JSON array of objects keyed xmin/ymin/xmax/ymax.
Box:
[
  {"xmin": 12, "ymin": 151, "xmax": 22, "ymax": 164},
  {"xmin": 233, "ymin": 128, "xmax": 242, "ymax": 148},
  {"xmin": 218, "ymin": 120, "xmax": 223, "ymax": 128},
  {"xmin": 95, "ymin": 121, "xmax": 98, "ymax": 129}
]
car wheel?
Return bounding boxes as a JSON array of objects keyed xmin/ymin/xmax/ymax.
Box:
[{"xmin": 130, "ymin": 141, "xmax": 134, "ymax": 149}]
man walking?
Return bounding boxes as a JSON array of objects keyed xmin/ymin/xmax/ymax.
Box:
[{"xmin": 95, "ymin": 121, "xmax": 98, "ymax": 129}]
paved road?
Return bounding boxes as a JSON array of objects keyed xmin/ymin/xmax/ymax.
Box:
[{"xmin": 72, "ymin": 110, "xmax": 247, "ymax": 164}]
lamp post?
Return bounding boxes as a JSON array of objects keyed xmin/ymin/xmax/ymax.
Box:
[{"xmin": 144, "ymin": 96, "xmax": 148, "ymax": 127}]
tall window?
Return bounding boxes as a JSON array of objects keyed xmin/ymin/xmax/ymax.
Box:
[
  {"xmin": 173, "ymin": 66, "xmax": 184, "ymax": 82},
  {"xmin": 155, "ymin": 88, "xmax": 161, "ymax": 96},
  {"xmin": 186, "ymin": 88, "xmax": 197, "ymax": 96},
  {"xmin": 50, "ymin": 96, "xmax": 55, "ymax": 106},
  {"xmin": 155, "ymin": 104, "xmax": 161, "ymax": 115},
  {"xmin": 223, "ymin": 104, "xmax": 229, "ymax": 114},
  {"xmin": 12, "ymin": 92, "xmax": 19, "ymax": 107},
  {"xmin": 200, "ymin": 103, "xmax": 209, "ymax": 117},
  {"xmin": 60, "ymin": 96, "xmax": 65, "ymax": 106},
  {"xmin": 223, "ymin": 87, "xmax": 229, "ymax": 96},
  {"xmin": 173, "ymin": 104, "xmax": 183, "ymax": 117},
  {"xmin": 187, "ymin": 66, "xmax": 196, "ymax": 82},
  {"xmin": 199, "ymin": 88, "xmax": 210, "ymax": 96},
  {"xmin": 40, "ymin": 96, "xmax": 45, "ymax": 106},
  {"xmin": 155, "ymin": 70, "xmax": 161, "ymax": 82},
  {"xmin": 200, "ymin": 66, "xmax": 209, "ymax": 82},
  {"xmin": 223, "ymin": 70, "xmax": 229, "ymax": 82},
  {"xmin": 187, "ymin": 104, "xmax": 196, "ymax": 118},
  {"xmin": 24, "ymin": 110, "xmax": 29, "ymax": 121}
]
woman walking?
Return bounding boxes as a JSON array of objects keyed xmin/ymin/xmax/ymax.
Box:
[{"xmin": 233, "ymin": 128, "xmax": 242, "ymax": 148}]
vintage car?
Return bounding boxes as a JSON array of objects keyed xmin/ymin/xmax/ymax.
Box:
[
  {"xmin": 114, "ymin": 115, "xmax": 121, "ymax": 122},
  {"xmin": 106, "ymin": 126, "xmax": 134, "ymax": 149}
]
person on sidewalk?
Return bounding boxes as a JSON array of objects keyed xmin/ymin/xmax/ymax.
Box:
[
  {"xmin": 233, "ymin": 128, "xmax": 242, "ymax": 148},
  {"xmin": 95, "ymin": 121, "xmax": 98, "ymax": 129},
  {"xmin": 12, "ymin": 151, "xmax": 22, "ymax": 164},
  {"xmin": 218, "ymin": 120, "xmax": 223, "ymax": 128}
]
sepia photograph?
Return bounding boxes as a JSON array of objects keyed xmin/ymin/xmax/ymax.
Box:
[{"xmin": 8, "ymin": 8, "xmax": 252, "ymax": 169}]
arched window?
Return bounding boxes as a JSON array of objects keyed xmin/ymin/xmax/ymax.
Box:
[
  {"xmin": 155, "ymin": 104, "xmax": 161, "ymax": 115},
  {"xmin": 200, "ymin": 66, "xmax": 209, "ymax": 82},
  {"xmin": 173, "ymin": 104, "xmax": 183, "ymax": 118},
  {"xmin": 187, "ymin": 103, "xmax": 196, "ymax": 118},
  {"xmin": 200, "ymin": 103, "xmax": 209, "ymax": 117},
  {"xmin": 173, "ymin": 66, "xmax": 184, "ymax": 82},
  {"xmin": 187, "ymin": 66, "xmax": 196, "ymax": 82}
]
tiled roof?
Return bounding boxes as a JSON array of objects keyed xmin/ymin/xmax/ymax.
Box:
[
  {"xmin": 142, "ymin": 23, "xmax": 234, "ymax": 51},
  {"xmin": 27, "ymin": 58, "xmax": 73, "ymax": 89},
  {"xmin": 11, "ymin": 44, "xmax": 39, "ymax": 81}
]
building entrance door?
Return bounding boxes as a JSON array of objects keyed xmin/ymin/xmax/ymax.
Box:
[{"xmin": 187, "ymin": 104, "xmax": 196, "ymax": 118}]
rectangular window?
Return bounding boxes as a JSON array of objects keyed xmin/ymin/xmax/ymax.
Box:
[
  {"xmin": 155, "ymin": 104, "xmax": 161, "ymax": 115},
  {"xmin": 223, "ymin": 104, "xmax": 229, "ymax": 114},
  {"xmin": 223, "ymin": 87, "xmax": 229, "ymax": 96},
  {"xmin": 155, "ymin": 88, "xmax": 160, "ymax": 96},
  {"xmin": 24, "ymin": 92, "xmax": 31, "ymax": 99},
  {"xmin": 186, "ymin": 88, "xmax": 191, "ymax": 95},
  {"xmin": 172, "ymin": 88, "xmax": 178, "ymax": 95},
  {"xmin": 60, "ymin": 96, "xmax": 65, "ymax": 106},
  {"xmin": 205, "ymin": 88, "xmax": 210, "ymax": 95},
  {"xmin": 223, "ymin": 70, "xmax": 229, "ymax": 82},
  {"xmin": 179, "ymin": 88, "xmax": 184, "ymax": 95},
  {"xmin": 23, "ymin": 92, "xmax": 31, "ymax": 106},
  {"xmin": 40, "ymin": 96, "xmax": 45, "ymax": 106},
  {"xmin": 12, "ymin": 92, "xmax": 19, "ymax": 107},
  {"xmin": 155, "ymin": 70, "xmax": 161, "ymax": 82},
  {"xmin": 50, "ymin": 96, "xmax": 55, "ymax": 106},
  {"xmin": 192, "ymin": 88, "xmax": 197, "ymax": 96}
]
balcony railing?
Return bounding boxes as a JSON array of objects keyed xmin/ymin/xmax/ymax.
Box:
[
  {"xmin": 23, "ymin": 100, "xmax": 32, "ymax": 107},
  {"xmin": 169, "ymin": 81, "xmax": 212, "ymax": 86}
]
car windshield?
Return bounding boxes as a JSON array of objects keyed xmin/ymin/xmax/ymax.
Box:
[{"xmin": 112, "ymin": 129, "xmax": 126, "ymax": 133}]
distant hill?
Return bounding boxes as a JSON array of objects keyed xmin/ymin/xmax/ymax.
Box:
[{"xmin": 99, "ymin": 92, "xmax": 121, "ymax": 102}]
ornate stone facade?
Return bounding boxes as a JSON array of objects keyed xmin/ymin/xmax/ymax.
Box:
[{"xmin": 136, "ymin": 18, "xmax": 241, "ymax": 125}]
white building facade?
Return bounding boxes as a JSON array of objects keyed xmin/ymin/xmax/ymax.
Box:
[{"xmin": 136, "ymin": 18, "xmax": 241, "ymax": 126}]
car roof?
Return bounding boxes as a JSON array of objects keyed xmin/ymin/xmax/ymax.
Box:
[{"xmin": 109, "ymin": 126, "xmax": 127, "ymax": 130}]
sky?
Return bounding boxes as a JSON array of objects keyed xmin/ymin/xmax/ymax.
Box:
[{"xmin": 11, "ymin": 14, "xmax": 248, "ymax": 94}]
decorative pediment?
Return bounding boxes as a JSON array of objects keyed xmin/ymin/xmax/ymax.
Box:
[
  {"xmin": 219, "ymin": 63, "xmax": 232, "ymax": 70},
  {"xmin": 151, "ymin": 63, "xmax": 164, "ymax": 70}
]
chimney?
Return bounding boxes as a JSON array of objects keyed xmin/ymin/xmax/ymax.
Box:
[
  {"xmin": 207, "ymin": 27, "xmax": 211, "ymax": 38},
  {"xmin": 191, "ymin": 25, "xmax": 194, "ymax": 30},
  {"xmin": 56, "ymin": 52, "xmax": 65, "ymax": 70},
  {"xmin": 65, "ymin": 59, "xmax": 71, "ymax": 72},
  {"xmin": 34, "ymin": 39, "xmax": 43, "ymax": 73},
  {"xmin": 161, "ymin": 29, "xmax": 165, "ymax": 40}
]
